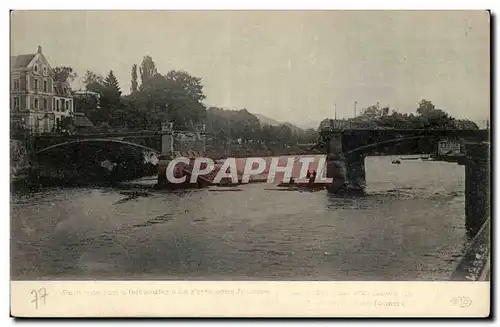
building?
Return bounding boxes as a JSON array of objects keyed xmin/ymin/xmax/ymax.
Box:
[{"xmin": 10, "ymin": 45, "xmax": 74, "ymax": 133}]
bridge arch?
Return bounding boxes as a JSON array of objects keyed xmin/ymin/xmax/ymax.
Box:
[{"xmin": 35, "ymin": 138, "xmax": 160, "ymax": 156}]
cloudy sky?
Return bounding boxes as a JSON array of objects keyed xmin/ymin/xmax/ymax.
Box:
[{"xmin": 11, "ymin": 10, "xmax": 490, "ymax": 126}]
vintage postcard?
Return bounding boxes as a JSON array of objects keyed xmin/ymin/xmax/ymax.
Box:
[{"xmin": 9, "ymin": 9, "xmax": 491, "ymax": 317}]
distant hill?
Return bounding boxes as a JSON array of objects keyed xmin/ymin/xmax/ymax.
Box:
[
  {"xmin": 253, "ymin": 113, "xmax": 282, "ymax": 127},
  {"xmin": 282, "ymin": 122, "xmax": 305, "ymax": 135},
  {"xmin": 295, "ymin": 120, "xmax": 320, "ymax": 130},
  {"xmin": 252, "ymin": 113, "xmax": 307, "ymax": 134}
]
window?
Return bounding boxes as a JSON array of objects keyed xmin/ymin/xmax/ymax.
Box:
[
  {"xmin": 34, "ymin": 65, "xmax": 38, "ymax": 73},
  {"xmin": 13, "ymin": 97, "xmax": 19, "ymax": 110},
  {"xmin": 43, "ymin": 98, "xmax": 48, "ymax": 110},
  {"xmin": 34, "ymin": 79, "xmax": 39, "ymax": 91},
  {"xmin": 56, "ymin": 99, "xmax": 60, "ymax": 111},
  {"xmin": 52, "ymin": 98, "xmax": 55, "ymax": 111},
  {"xmin": 60, "ymin": 99, "xmax": 64, "ymax": 111},
  {"xmin": 34, "ymin": 98, "xmax": 39, "ymax": 110},
  {"xmin": 65, "ymin": 100, "xmax": 69, "ymax": 111},
  {"xmin": 43, "ymin": 66, "xmax": 47, "ymax": 75},
  {"xmin": 43, "ymin": 81, "xmax": 48, "ymax": 92},
  {"xmin": 13, "ymin": 79, "xmax": 19, "ymax": 90}
]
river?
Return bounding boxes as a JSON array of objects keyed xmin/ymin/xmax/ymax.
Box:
[{"xmin": 11, "ymin": 156, "xmax": 470, "ymax": 281}]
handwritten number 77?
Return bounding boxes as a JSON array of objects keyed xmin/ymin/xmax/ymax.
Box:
[{"xmin": 31, "ymin": 288, "xmax": 48, "ymax": 309}]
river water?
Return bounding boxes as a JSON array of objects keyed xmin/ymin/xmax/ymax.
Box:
[{"xmin": 11, "ymin": 156, "xmax": 469, "ymax": 281}]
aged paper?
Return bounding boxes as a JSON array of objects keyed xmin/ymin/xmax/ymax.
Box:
[{"xmin": 10, "ymin": 9, "xmax": 491, "ymax": 317}]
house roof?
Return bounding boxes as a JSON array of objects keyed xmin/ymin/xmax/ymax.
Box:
[
  {"xmin": 10, "ymin": 54, "xmax": 36, "ymax": 70},
  {"xmin": 53, "ymin": 81, "xmax": 72, "ymax": 97}
]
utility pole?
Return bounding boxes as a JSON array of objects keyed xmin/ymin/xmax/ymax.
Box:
[
  {"xmin": 334, "ymin": 103, "xmax": 337, "ymax": 120},
  {"xmin": 354, "ymin": 101, "xmax": 357, "ymax": 118}
]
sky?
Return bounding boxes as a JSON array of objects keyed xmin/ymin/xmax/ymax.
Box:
[{"xmin": 10, "ymin": 10, "xmax": 490, "ymax": 127}]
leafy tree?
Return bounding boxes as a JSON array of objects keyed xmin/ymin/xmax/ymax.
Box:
[
  {"xmin": 416, "ymin": 99, "xmax": 436, "ymax": 116},
  {"xmin": 53, "ymin": 66, "xmax": 77, "ymax": 83},
  {"xmin": 165, "ymin": 70, "xmax": 206, "ymax": 103},
  {"xmin": 206, "ymin": 107, "xmax": 262, "ymax": 144},
  {"xmin": 454, "ymin": 119, "xmax": 479, "ymax": 130},
  {"xmin": 131, "ymin": 64, "xmax": 138, "ymax": 93},
  {"xmin": 133, "ymin": 70, "xmax": 207, "ymax": 129},
  {"xmin": 318, "ymin": 99, "xmax": 480, "ymax": 131},
  {"xmin": 139, "ymin": 56, "xmax": 158, "ymax": 88},
  {"xmin": 83, "ymin": 70, "xmax": 105, "ymax": 94},
  {"xmin": 80, "ymin": 70, "xmax": 124, "ymax": 127},
  {"xmin": 415, "ymin": 99, "xmax": 454, "ymax": 129},
  {"xmin": 357, "ymin": 103, "xmax": 389, "ymax": 121}
]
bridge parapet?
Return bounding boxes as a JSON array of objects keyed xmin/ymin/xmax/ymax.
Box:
[{"xmin": 451, "ymin": 218, "xmax": 490, "ymax": 281}]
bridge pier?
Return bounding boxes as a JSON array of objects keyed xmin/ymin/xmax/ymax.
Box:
[
  {"xmin": 346, "ymin": 154, "xmax": 367, "ymax": 193},
  {"xmin": 464, "ymin": 142, "xmax": 490, "ymax": 237},
  {"xmin": 157, "ymin": 122, "xmax": 174, "ymax": 187},
  {"xmin": 325, "ymin": 133, "xmax": 366, "ymax": 195}
]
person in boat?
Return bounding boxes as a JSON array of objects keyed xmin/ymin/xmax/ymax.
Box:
[{"xmin": 306, "ymin": 170, "xmax": 311, "ymax": 180}]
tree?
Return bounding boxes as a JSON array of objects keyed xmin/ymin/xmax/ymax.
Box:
[
  {"xmin": 317, "ymin": 99, "xmax": 477, "ymax": 132},
  {"xmin": 357, "ymin": 103, "xmax": 390, "ymax": 122},
  {"xmin": 165, "ymin": 70, "xmax": 206, "ymax": 103},
  {"xmin": 416, "ymin": 99, "xmax": 436, "ymax": 116},
  {"xmin": 133, "ymin": 70, "xmax": 207, "ymax": 128},
  {"xmin": 53, "ymin": 66, "xmax": 77, "ymax": 83},
  {"xmin": 104, "ymin": 70, "xmax": 121, "ymax": 99},
  {"xmin": 163, "ymin": 70, "xmax": 207, "ymax": 128},
  {"xmin": 80, "ymin": 70, "xmax": 124, "ymax": 127},
  {"xmin": 130, "ymin": 64, "xmax": 138, "ymax": 93},
  {"xmin": 206, "ymin": 107, "xmax": 262, "ymax": 144},
  {"xmin": 415, "ymin": 99, "xmax": 456, "ymax": 129},
  {"xmin": 83, "ymin": 70, "xmax": 105, "ymax": 94},
  {"xmin": 454, "ymin": 119, "xmax": 479, "ymax": 130},
  {"xmin": 139, "ymin": 56, "xmax": 158, "ymax": 88}
]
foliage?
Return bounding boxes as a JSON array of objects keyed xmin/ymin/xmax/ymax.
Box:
[
  {"xmin": 139, "ymin": 56, "xmax": 158, "ymax": 88},
  {"xmin": 321, "ymin": 99, "xmax": 479, "ymax": 131},
  {"xmin": 53, "ymin": 66, "xmax": 77, "ymax": 83},
  {"xmin": 132, "ymin": 69, "xmax": 207, "ymax": 129},
  {"xmin": 103, "ymin": 70, "xmax": 122, "ymax": 101},
  {"xmin": 206, "ymin": 107, "xmax": 318, "ymax": 146},
  {"xmin": 130, "ymin": 64, "xmax": 138, "ymax": 93}
]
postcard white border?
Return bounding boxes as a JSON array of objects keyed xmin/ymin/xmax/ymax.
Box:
[{"xmin": 10, "ymin": 281, "xmax": 490, "ymax": 317}]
